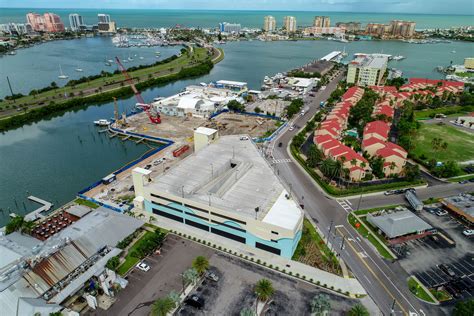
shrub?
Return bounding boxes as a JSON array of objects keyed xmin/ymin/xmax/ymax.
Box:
[
  {"xmin": 288, "ymin": 271, "xmax": 292, "ymax": 276},
  {"xmin": 269, "ymin": 264, "xmax": 273, "ymax": 268},
  {"xmin": 256, "ymin": 259, "xmax": 261, "ymax": 264},
  {"xmin": 296, "ymin": 273, "xmax": 300, "ymax": 277}
]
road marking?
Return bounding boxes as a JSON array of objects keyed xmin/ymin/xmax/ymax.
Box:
[
  {"xmin": 358, "ymin": 251, "xmax": 368, "ymax": 258},
  {"xmin": 364, "ymin": 275, "xmax": 372, "ymax": 284},
  {"xmin": 335, "ymin": 225, "xmax": 344, "ymax": 228},
  {"xmin": 336, "ymin": 199, "xmax": 353, "ymax": 212},
  {"xmin": 272, "ymin": 158, "xmax": 292, "ymax": 164},
  {"xmin": 345, "ymin": 199, "xmax": 352, "ymax": 206},
  {"xmin": 419, "ymin": 309, "xmax": 425, "ymax": 316}
]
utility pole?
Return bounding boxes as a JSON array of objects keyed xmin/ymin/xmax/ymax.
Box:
[
  {"xmin": 390, "ymin": 299, "xmax": 396, "ymax": 315},
  {"xmin": 6, "ymin": 76, "xmax": 15, "ymax": 103}
]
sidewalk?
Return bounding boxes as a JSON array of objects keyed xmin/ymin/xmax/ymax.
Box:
[{"xmin": 138, "ymin": 211, "xmax": 366, "ymax": 296}]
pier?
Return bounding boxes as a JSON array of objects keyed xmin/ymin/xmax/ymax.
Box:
[
  {"xmin": 320, "ymin": 51, "xmax": 342, "ymax": 62},
  {"xmin": 25, "ymin": 196, "xmax": 53, "ymax": 221}
]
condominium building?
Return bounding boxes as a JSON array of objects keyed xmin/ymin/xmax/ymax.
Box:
[
  {"xmin": 132, "ymin": 134, "xmax": 304, "ymax": 258},
  {"xmin": 314, "ymin": 16, "xmax": 330, "ymax": 28},
  {"xmin": 219, "ymin": 22, "xmax": 241, "ymax": 34},
  {"xmin": 98, "ymin": 14, "xmax": 111, "ymax": 23},
  {"xmin": 365, "ymin": 23, "xmax": 387, "ymax": 36},
  {"xmin": 44, "ymin": 13, "xmax": 65, "ymax": 32},
  {"xmin": 335, "ymin": 21, "xmax": 361, "ymax": 32},
  {"xmin": 283, "ymin": 16, "xmax": 297, "ymax": 33},
  {"xmin": 0, "ymin": 23, "xmax": 32, "ymax": 35},
  {"xmin": 347, "ymin": 54, "xmax": 388, "ymax": 86},
  {"xmin": 26, "ymin": 12, "xmax": 46, "ymax": 32},
  {"xmin": 263, "ymin": 15, "xmax": 276, "ymax": 32},
  {"xmin": 69, "ymin": 13, "xmax": 84, "ymax": 32},
  {"xmin": 389, "ymin": 20, "xmax": 416, "ymax": 37}
]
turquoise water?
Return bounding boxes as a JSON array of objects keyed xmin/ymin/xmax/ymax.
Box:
[
  {"xmin": 1, "ymin": 8, "xmax": 473, "ymax": 29},
  {"xmin": 0, "ymin": 38, "xmax": 473, "ymax": 226}
]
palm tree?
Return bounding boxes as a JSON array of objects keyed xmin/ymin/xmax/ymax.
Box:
[
  {"xmin": 183, "ymin": 268, "xmax": 199, "ymax": 285},
  {"xmin": 151, "ymin": 297, "xmax": 175, "ymax": 316},
  {"xmin": 192, "ymin": 256, "xmax": 209, "ymax": 275},
  {"xmin": 348, "ymin": 303, "xmax": 370, "ymax": 316},
  {"xmin": 240, "ymin": 307, "xmax": 256, "ymax": 316},
  {"xmin": 254, "ymin": 278, "xmax": 274, "ymax": 303},
  {"xmin": 320, "ymin": 158, "xmax": 335, "ymax": 178},
  {"xmin": 389, "ymin": 161, "xmax": 396, "ymax": 175}
]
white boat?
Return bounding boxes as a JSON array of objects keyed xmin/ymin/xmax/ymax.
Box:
[
  {"xmin": 392, "ymin": 55, "xmax": 405, "ymax": 61},
  {"xmin": 451, "ymin": 50, "xmax": 456, "ymax": 53},
  {"xmin": 107, "ymin": 59, "xmax": 114, "ymax": 63},
  {"xmin": 58, "ymin": 65, "xmax": 69, "ymax": 79},
  {"xmin": 8, "ymin": 50, "xmax": 17, "ymax": 55},
  {"xmin": 75, "ymin": 67, "xmax": 83, "ymax": 72},
  {"xmin": 155, "ymin": 51, "xmax": 161, "ymax": 55},
  {"xmin": 94, "ymin": 119, "xmax": 111, "ymax": 126},
  {"xmin": 139, "ymin": 56, "xmax": 144, "ymax": 60},
  {"xmin": 128, "ymin": 54, "xmax": 134, "ymax": 61}
]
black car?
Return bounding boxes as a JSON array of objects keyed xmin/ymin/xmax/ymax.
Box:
[
  {"xmin": 439, "ymin": 264, "xmax": 456, "ymax": 277},
  {"xmin": 185, "ymin": 295, "xmax": 204, "ymax": 309},
  {"xmin": 278, "ymin": 142, "xmax": 283, "ymax": 147}
]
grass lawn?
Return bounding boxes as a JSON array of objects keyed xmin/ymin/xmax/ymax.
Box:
[
  {"xmin": 408, "ymin": 277, "xmax": 436, "ymax": 303},
  {"xmin": 353, "ymin": 205, "xmax": 398, "ymax": 216},
  {"xmin": 415, "ymin": 105, "xmax": 474, "ymax": 120},
  {"xmin": 292, "ymin": 218, "xmax": 341, "ymax": 275},
  {"xmin": 447, "ymin": 174, "xmax": 474, "ymax": 182},
  {"xmin": 412, "ymin": 123, "xmax": 474, "ymax": 163},
  {"xmin": 117, "ymin": 231, "xmax": 154, "ymax": 276},
  {"xmin": 348, "ymin": 213, "xmax": 395, "ymax": 260},
  {"xmin": 430, "ymin": 288, "xmax": 452, "ymax": 302},
  {"xmin": 74, "ymin": 198, "xmax": 99, "ymax": 209}
]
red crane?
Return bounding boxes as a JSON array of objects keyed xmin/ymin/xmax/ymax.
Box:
[{"xmin": 114, "ymin": 57, "xmax": 161, "ymax": 124}]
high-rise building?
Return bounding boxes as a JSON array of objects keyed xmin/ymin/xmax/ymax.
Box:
[
  {"xmin": 283, "ymin": 16, "xmax": 297, "ymax": 33},
  {"xmin": 0, "ymin": 23, "xmax": 32, "ymax": 35},
  {"xmin": 313, "ymin": 16, "xmax": 330, "ymax": 28},
  {"xmin": 44, "ymin": 13, "xmax": 65, "ymax": 32},
  {"xmin": 98, "ymin": 14, "xmax": 111, "ymax": 23},
  {"xmin": 347, "ymin": 54, "xmax": 388, "ymax": 86},
  {"xmin": 335, "ymin": 21, "xmax": 361, "ymax": 32},
  {"xmin": 389, "ymin": 20, "xmax": 416, "ymax": 37},
  {"xmin": 26, "ymin": 12, "xmax": 46, "ymax": 32},
  {"xmin": 365, "ymin": 23, "xmax": 386, "ymax": 36},
  {"xmin": 69, "ymin": 13, "xmax": 84, "ymax": 32},
  {"xmin": 263, "ymin": 15, "xmax": 276, "ymax": 32}
]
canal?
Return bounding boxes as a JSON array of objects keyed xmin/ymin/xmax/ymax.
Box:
[{"xmin": 0, "ymin": 39, "xmax": 472, "ymax": 225}]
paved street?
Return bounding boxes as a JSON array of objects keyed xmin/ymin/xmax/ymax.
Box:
[{"xmin": 267, "ymin": 74, "xmax": 446, "ymax": 315}]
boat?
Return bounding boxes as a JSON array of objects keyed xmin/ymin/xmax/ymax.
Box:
[
  {"xmin": 155, "ymin": 51, "xmax": 161, "ymax": 55},
  {"xmin": 75, "ymin": 67, "xmax": 83, "ymax": 72},
  {"xmin": 8, "ymin": 50, "xmax": 17, "ymax": 55},
  {"xmin": 128, "ymin": 54, "xmax": 134, "ymax": 61},
  {"xmin": 341, "ymin": 46, "xmax": 348, "ymax": 57},
  {"xmin": 58, "ymin": 65, "xmax": 69, "ymax": 79},
  {"xmin": 107, "ymin": 59, "xmax": 114, "ymax": 63},
  {"xmin": 392, "ymin": 55, "xmax": 405, "ymax": 61},
  {"xmin": 139, "ymin": 56, "xmax": 144, "ymax": 60},
  {"xmin": 451, "ymin": 50, "xmax": 456, "ymax": 53},
  {"xmin": 94, "ymin": 119, "xmax": 111, "ymax": 126}
]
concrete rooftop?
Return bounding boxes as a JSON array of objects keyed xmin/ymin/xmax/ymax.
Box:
[{"xmin": 148, "ymin": 135, "xmax": 292, "ymax": 221}]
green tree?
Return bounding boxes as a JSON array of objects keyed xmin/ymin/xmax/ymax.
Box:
[
  {"xmin": 370, "ymin": 156, "xmax": 385, "ymax": 179},
  {"xmin": 453, "ymin": 299, "xmax": 474, "ymax": 316},
  {"xmin": 348, "ymin": 303, "xmax": 369, "ymax": 316},
  {"xmin": 183, "ymin": 268, "xmax": 199, "ymax": 285},
  {"xmin": 403, "ymin": 164, "xmax": 420, "ymax": 181},
  {"xmin": 254, "ymin": 106, "xmax": 262, "ymax": 113},
  {"xmin": 106, "ymin": 256, "xmax": 120, "ymax": 271},
  {"xmin": 254, "ymin": 278, "xmax": 274, "ymax": 302},
  {"xmin": 307, "ymin": 145, "xmax": 324, "ymax": 168},
  {"xmin": 240, "ymin": 307, "xmax": 256, "ymax": 316},
  {"xmin": 310, "ymin": 294, "xmax": 331, "ymax": 315},
  {"xmin": 227, "ymin": 100, "xmax": 245, "ymax": 112},
  {"xmin": 192, "ymin": 256, "xmax": 209, "ymax": 275},
  {"xmin": 151, "ymin": 297, "xmax": 175, "ymax": 316}
]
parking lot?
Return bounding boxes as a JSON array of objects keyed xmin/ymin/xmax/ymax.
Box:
[
  {"xmin": 396, "ymin": 204, "xmax": 474, "ymax": 303},
  {"xmin": 178, "ymin": 253, "xmax": 361, "ymax": 316}
]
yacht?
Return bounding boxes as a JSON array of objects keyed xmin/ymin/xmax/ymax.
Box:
[
  {"xmin": 94, "ymin": 119, "xmax": 111, "ymax": 126},
  {"xmin": 8, "ymin": 50, "xmax": 17, "ymax": 55},
  {"xmin": 58, "ymin": 65, "xmax": 69, "ymax": 79},
  {"xmin": 128, "ymin": 54, "xmax": 134, "ymax": 61},
  {"xmin": 139, "ymin": 56, "xmax": 144, "ymax": 60},
  {"xmin": 451, "ymin": 50, "xmax": 456, "ymax": 53},
  {"xmin": 75, "ymin": 66, "xmax": 83, "ymax": 72},
  {"xmin": 392, "ymin": 55, "xmax": 406, "ymax": 61}
]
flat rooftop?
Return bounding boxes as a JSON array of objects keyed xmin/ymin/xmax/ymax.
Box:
[
  {"xmin": 351, "ymin": 54, "xmax": 388, "ymax": 69},
  {"xmin": 146, "ymin": 135, "xmax": 301, "ymax": 228},
  {"xmin": 443, "ymin": 194, "xmax": 474, "ymax": 218}
]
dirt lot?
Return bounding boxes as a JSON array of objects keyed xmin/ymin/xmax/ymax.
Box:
[
  {"xmin": 205, "ymin": 112, "xmax": 281, "ymax": 138},
  {"xmin": 178, "ymin": 253, "xmax": 359, "ymax": 316}
]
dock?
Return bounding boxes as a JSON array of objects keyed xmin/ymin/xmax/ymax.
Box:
[
  {"xmin": 25, "ymin": 196, "xmax": 53, "ymax": 221},
  {"xmin": 135, "ymin": 137, "xmax": 145, "ymax": 144},
  {"xmin": 109, "ymin": 132, "xmax": 118, "ymax": 138},
  {"xmin": 320, "ymin": 51, "xmax": 342, "ymax": 62}
]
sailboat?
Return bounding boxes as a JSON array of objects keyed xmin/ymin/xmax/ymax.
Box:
[
  {"xmin": 342, "ymin": 46, "xmax": 348, "ymax": 57},
  {"xmin": 104, "ymin": 57, "xmax": 112, "ymax": 66},
  {"xmin": 58, "ymin": 65, "xmax": 69, "ymax": 79},
  {"xmin": 128, "ymin": 54, "xmax": 134, "ymax": 61}
]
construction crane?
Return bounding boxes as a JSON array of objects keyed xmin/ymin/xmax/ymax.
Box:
[
  {"xmin": 113, "ymin": 97, "xmax": 127, "ymax": 127},
  {"xmin": 114, "ymin": 57, "xmax": 161, "ymax": 124}
]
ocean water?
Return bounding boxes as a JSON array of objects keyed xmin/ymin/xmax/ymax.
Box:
[{"xmin": 0, "ymin": 8, "xmax": 473, "ymax": 29}]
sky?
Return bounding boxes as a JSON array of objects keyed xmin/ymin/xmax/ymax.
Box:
[{"xmin": 1, "ymin": 0, "xmax": 473, "ymax": 15}]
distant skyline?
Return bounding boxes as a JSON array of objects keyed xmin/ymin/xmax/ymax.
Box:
[{"xmin": 1, "ymin": 0, "xmax": 473, "ymax": 15}]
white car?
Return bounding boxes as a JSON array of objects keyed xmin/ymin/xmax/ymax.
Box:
[
  {"xmin": 136, "ymin": 262, "xmax": 150, "ymax": 272},
  {"xmin": 463, "ymin": 229, "xmax": 474, "ymax": 237},
  {"xmin": 240, "ymin": 136, "xmax": 249, "ymax": 141},
  {"xmin": 289, "ymin": 125, "xmax": 295, "ymax": 131},
  {"xmin": 153, "ymin": 157, "xmax": 166, "ymax": 166}
]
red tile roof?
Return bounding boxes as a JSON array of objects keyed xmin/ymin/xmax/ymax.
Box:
[
  {"xmin": 374, "ymin": 105, "xmax": 394, "ymax": 118},
  {"xmin": 376, "ymin": 147, "xmax": 404, "ymax": 159},
  {"xmin": 384, "ymin": 142, "xmax": 407, "ymax": 155},
  {"xmin": 314, "ymin": 134, "xmax": 334, "ymax": 145},
  {"xmin": 321, "ymin": 139, "xmax": 342, "ymax": 150},
  {"xmin": 342, "ymin": 86, "xmax": 364, "ymax": 100},
  {"xmin": 362, "ymin": 137, "xmax": 385, "ymax": 149},
  {"xmin": 364, "ymin": 120, "xmax": 390, "ymax": 139},
  {"xmin": 329, "ymin": 145, "xmax": 351, "ymax": 157},
  {"xmin": 339, "ymin": 149, "xmax": 368, "ymax": 163}
]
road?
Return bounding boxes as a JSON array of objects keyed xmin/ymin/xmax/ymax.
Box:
[{"xmin": 267, "ymin": 73, "xmax": 452, "ymax": 315}]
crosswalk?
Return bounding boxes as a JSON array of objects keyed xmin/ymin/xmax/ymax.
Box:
[
  {"xmin": 272, "ymin": 158, "xmax": 292, "ymax": 164},
  {"xmin": 336, "ymin": 199, "xmax": 354, "ymax": 213}
]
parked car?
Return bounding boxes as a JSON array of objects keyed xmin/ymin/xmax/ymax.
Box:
[
  {"xmin": 144, "ymin": 164, "xmax": 152, "ymax": 170},
  {"xmin": 309, "ymin": 93, "xmax": 315, "ymax": 97},
  {"xmin": 136, "ymin": 262, "xmax": 150, "ymax": 272},
  {"xmin": 439, "ymin": 264, "xmax": 456, "ymax": 277},
  {"xmin": 240, "ymin": 136, "xmax": 249, "ymax": 141},
  {"xmin": 462, "ymin": 229, "xmax": 474, "ymax": 237},
  {"xmin": 424, "ymin": 207, "xmax": 441, "ymax": 214},
  {"xmin": 459, "ymin": 180, "xmax": 470, "ymax": 184},
  {"xmin": 153, "ymin": 157, "xmax": 166, "ymax": 166},
  {"xmin": 278, "ymin": 142, "xmax": 283, "ymax": 147},
  {"xmin": 435, "ymin": 210, "xmax": 448, "ymax": 216},
  {"xmin": 206, "ymin": 271, "xmax": 219, "ymax": 282},
  {"xmin": 289, "ymin": 125, "xmax": 295, "ymax": 131},
  {"xmin": 384, "ymin": 190, "xmax": 398, "ymax": 196},
  {"xmin": 184, "ymin": 295, "xmax": 204, "ymax": 309}
]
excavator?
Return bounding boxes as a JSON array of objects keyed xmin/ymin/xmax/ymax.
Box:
[{"xmin": 114, "ymin": 57, "xmax": 161, "ymax": 124}]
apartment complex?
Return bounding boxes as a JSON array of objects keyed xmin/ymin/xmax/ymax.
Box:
[
  {"xmin": 26, "ymin": 12, "xmax": 65, "ymax": 32},
  {"xmin": 347, "ymin": 54, "xmax": 388, "ymax": 86},
  {"xmin": 97, "ymin": 13, "xmax": 111, "ymax": 23},
  {"xmin": 283, "ymin": 16, "xmax": 297, "ymax": 33},
  {"xmin": 68, "ymin": 13, "xmax": 84, "ymax": 32},
  {"xmin": 335, "ymin": 21, "xmax": 361, "ymax": 32},
  {"xmin": 313, "ymin": 16, "xmax": 331, "ymax": 28},
  {"xmin": 365, "ymin": 20, "xmax": 416, "ymax": 37},
  {"xmin": 132, "ymin": 135, "xmax": 304, "ymax": 258},
  {"xmin": 97, "ymin": 13, "xmax": 116, "ymax": 33},
  {"xmin": 0, "ymin": 23, "xmax": 32, "ymax": 35},
  {"xmin": 263, "ymin": 15, "xmax": 276, "ymax": 32}
]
